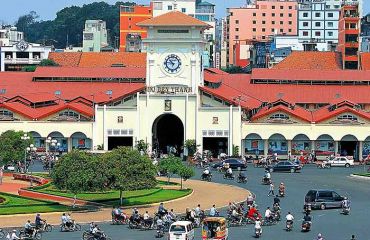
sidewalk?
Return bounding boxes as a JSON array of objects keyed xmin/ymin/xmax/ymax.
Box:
[
  {"xmin": 0, "ymin": 178, "xmax": 250, "ymax": 228},
  {"xmin": 0, "ymin": 176, "xmax": 29, "ymax": 195}
]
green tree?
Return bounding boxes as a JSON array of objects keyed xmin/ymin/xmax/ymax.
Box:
[
  {"xmin": 0, "ymin": 130, "xmax": 33, "ymax": 165},
  {"xmin": 232, "ymin": 145, "xmax": 240, "ymax": 157},
  {"xmin": 15, "ymin": 11, "xmax": 39, "ymax": 33},
  {"xmin": 158, "ymin": 156, "xmax": 183, "ymax": 183},
  {"xmin": 178, "ymin": 165, "xmax": 194, "ymax": 190},
  {"xmin": 52, "ymin": 150, "xmax": 109, "ymax": 207},
  {"xmin": 135, "ymin": 140, "xmax": 149, "ymax": 154},
  {"xmin": 184, "ymin": 139, "xmax": 198, "ymax": 157},
  {"xmin": 104, "ymin": 147, "xmax": 157, "ymax": 206},
  {"xmin": 39, "ymin": 59, "xmax": 59, "ymax": 66}
]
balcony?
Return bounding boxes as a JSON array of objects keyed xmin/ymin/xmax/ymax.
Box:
[
  {"xmin": 345, "ymin": 42, "xmax": 358, "ymax": 48},
  {"xmin": 345, "ymin": 29, "xmax": 359, "ymax": 35},
  {"xmin": 344, "ymin": 55, "xmax": 358, "ymax": 62}
]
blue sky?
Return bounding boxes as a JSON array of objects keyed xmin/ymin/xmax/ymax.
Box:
[{"xmin": 1, "ymin": 0, "xmax": 369, "ymax": 24}]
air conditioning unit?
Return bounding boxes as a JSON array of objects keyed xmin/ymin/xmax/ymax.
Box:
[
  {"xmin": 34, "ymin": 55, "xmax": 39, "ymax": 60},
  {"xmin": 6, "ymin": 55, "xmax": 11, "ymax": 59}
]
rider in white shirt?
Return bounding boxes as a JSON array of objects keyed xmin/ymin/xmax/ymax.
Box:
[
  {"xmin": 285, "ymin": 212, "xmax": 294, "ymax": 224},
  {"xmin": 226, "ymin": 168, "xmax": 232, "ymax": 175},
  {"xmin": 254, "ymin": 218, "xmax": 262, "ymax": 233},
  {"xmin": 209, "ymin": 205, "xmax": 217, "ymax": 216},
  {"xmin": 264, "ymin": 207, "xmax": 272, "ymax": 221}
]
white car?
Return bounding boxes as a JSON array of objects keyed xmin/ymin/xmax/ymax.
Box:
[
  {"xmin": 324, "ymin": 156, "xmax": 354, "ymax": 167},
  {"xmin": 168, "ymin": 221, "xmax": 194, "ymax": 240}
]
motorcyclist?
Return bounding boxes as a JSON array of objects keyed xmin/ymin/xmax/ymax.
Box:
[
  {"xmin": 342, "ymin": 197, "xmax": 350, "ymax": 211},
  {"xmin": 225, "ymin": 167, "xmax": 233, "ymax": 177},
  {"xmin": 254, "ymin": 217, "xmax": 262, "ymax": 234},
  {"xmin": 264, "ymin": 207, "xmax": 273, "ymax": 222},
  {"xmin": 24, "ymin": 220, "xmax": 34, "ymax": 237},
  {"xmin": 247, "ymin": 195, "xmax": 254, "ymax": 206},
  {"xmin": 302, "ymin": 213, "xmax": 312, "ymax": 226},
  {"xmin": 112, "ymin": 206, "xmax": 123, "ymax": 221},
  {"xmin": 238, "ymin": 171, "xmax": 246, "ymax": 181},
  {"xmin": 304, "ymin": 203, "xmax": 312, "ymax": 214},
  {"xmin": 263, "ymin": 171, "xmax": 271, "ymax": 183},
  {"xmin": 279, "ymin": 183, "xmax": 285, "ymax": 196},
  {"xmin": 34, "ymin": 213, "xmax": 43, "ymax": 229},
  {"xmin": 247, "ymin": 205, "xmax": 261, "ymax": 222},
  {"xmin": 91, "ymin": 224, "xmax": 102, "ymax": 239},
  {"xmin": 143, "ymin": 211, "xmax": 152, "ymax": 227},
  {"xmin": 158, "ymin": 203, "xmax": 167, "ymax": 217},
  {"xmin": 272, "ymin": 203, "xmax": 281, "ymax": 220},
  {"xmin": 273, "ymin": 195, "xmax": 280, "ymax": 205},
  {"xmin": 89, "ymin": 222, "xmax": 94, "ymax": 233},
  {"xmin": 209, "ymin": 205, "xmax": 218, "ymax": 217},
  {"xmin": 195, "ymin": 204, "xmax": 202, "ymax": 218},
  {"xmin": 131, "ymin": 210, "xmax": 141, "ymax": 225},
  {"xmin": 285, "ymin": 212, "xmax": 294, "ymax": 227},
  {"xmin": 317, "ymin": 233, "xmax": 324, "ymax": 240},
  {"xmin": 185, "ymin": 208, "xmax": 195, "ymax": 223},
  {"xmin": 202, "ymin": 168, "xmax": 211, "ymax": 180},
  {"xmin": 168, "ymin": 209, "xmax": 177, "ymax": 222},
  {"xmin": 231, "ymin": 208, "xmax": 241, "ymax": 222}
]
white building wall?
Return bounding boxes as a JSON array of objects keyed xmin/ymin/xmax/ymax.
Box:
[{"xmin": 152, "ymin": 0, "xmax": 196, "ymax": 17}]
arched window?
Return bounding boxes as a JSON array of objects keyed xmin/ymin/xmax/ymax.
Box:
[
  {"xmin": 337, "ymin": 114, "xmax": 358, "ymax": 121},
  {"xmin": 59, "ymin": 110, "xmax": 79, "ymax": 119},
  {"xmin": 269, "ymin": 113, "xmax": 289, "ymax": 120},
  {"xmin": 0, "ymin": 110, "xmax": 13, "ymax": 117}
]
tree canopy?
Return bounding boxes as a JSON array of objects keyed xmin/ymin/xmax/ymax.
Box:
[
  {"xmin": 15, "ymin": 2, "xmax": 136, "ymax": 49},
  {"xmin": 0, "ymin": 130, "xmax": 34, "ymax": 165}
]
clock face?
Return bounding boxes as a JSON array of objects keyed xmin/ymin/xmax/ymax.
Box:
[{"xmin": 164, "ymin": 54, "xmax": 182, "ymax": 74}]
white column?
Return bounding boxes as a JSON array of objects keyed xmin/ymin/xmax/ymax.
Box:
[
  {"xmin": 0, "ymin": 51, "xmax": 5, "ymax": 72},
  {"xmin": 264, "ymin": 139, "xmax": 269, "ymax": 157},
  {"xmin": 196, "ymin": 93, "xmax": 201, "ymax": 153},
  {"xmin": 67, "ymin": 138, "xmax": 72, "ymax": 152},
  {"xmin": 334, "ymin": 141, "xmax": 339, "ymax": 155},
  {"xmin": 185, "ymin": 94, "xmax": 188, "ymax": 141},
  {"xmin": 311, "ymin": 140, "xmax": 315, "ymax": 151},
  {"xmin": 288, "ymin": 140, "xmax": 292, "ymax": 156},
  {"xmin": 136, "ymin": 92, "xmax": 140, "ymax": 143},
  {"xmin": 92, "ymin": 104, "xmax": 97, "ymax": 150},
  {"xmin": 29, "ymin": 52, "xmax": 33, "ymax": 60},
  {"xmin": 229, "ymin": 105, "xmax": 233, "ymax": 155},
  {"xmin": 103, "ymin": 105, "xmax": 108, "ymax": 151},
  {"xmin": 359, "ymin": 141, "xmax": 363, "ymax": 161},
  {"xmin": 191, "ymin": 55, "xmax": 196, "ymax": 94}
]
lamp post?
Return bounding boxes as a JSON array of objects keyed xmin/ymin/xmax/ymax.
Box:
[
  {"xmin": 21, "ymin": 133, "xmax": 30, "ymax": 173},
  {"xmin": 27, "ymin": 144, "xmax": 37, "ymax": 186},
  {"xmin": 46, "ymin": 137, "xmax": 60, "ymax": 174}
]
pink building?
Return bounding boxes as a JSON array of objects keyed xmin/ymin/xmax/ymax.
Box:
[{"xmin": 227, "ymin": 0, "xmax": 298, "ymax": 66}]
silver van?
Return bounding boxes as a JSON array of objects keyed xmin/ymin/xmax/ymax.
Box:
[{"xmin": 304, "ymin": 190, "xmax": 345, "ymax": 210}]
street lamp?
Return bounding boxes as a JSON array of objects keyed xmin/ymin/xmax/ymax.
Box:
[
  {"xmin": 27, "ymin": 144, "xmax": 37, "ymax": 186},
  {"xmin": 46, "ymin": 137, "xmax": 60, "ymax": 174},
  {"xmin": 21, "ymin": 133, "xmax": 30, "ymax": 173}
]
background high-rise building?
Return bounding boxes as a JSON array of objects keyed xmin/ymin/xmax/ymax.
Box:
[
  {"xmin": 82, "ymin": 20, "xmax": 108, "ymax": 52},
  {"xmin": 119, "ymin": 4, "xmax": 152, "ymax": 52},
  {"xmin": 0, "ymin": 26, "xmax": 24, "ymax": 46},
  {"xmin": 227, "ymin": 0, "xmax": 298, "ymax": 66}
]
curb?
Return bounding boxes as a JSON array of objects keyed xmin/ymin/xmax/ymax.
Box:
[{"xmin": 349, "ymin": 174, "xmax": 370, "ymax": 180}]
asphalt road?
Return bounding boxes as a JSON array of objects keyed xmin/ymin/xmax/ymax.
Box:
[{"xmin": 15, "ymin": 163, "xmax": 370, "ymax": 239}]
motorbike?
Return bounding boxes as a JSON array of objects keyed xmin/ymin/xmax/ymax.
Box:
[
  {"xmin": 317, "ymin": 162, "xmax": 331, "ymax": 169},
  {"xmin": 0, "ymin": 229, "xmax": 5, "ymax": 239},
  {"xmin": 286, "ymin": 220, "xmax": 293, "ymax": 231},
  {"xmin": 255, "ymin": 227, "xmax": 262, "ymax": 238},
  {"xmin": 261, "ymin": 177, "xmax": 272, "ymax": 185},
  {"xmin": 301, "ymin": 221, "xmax": 311, "ymax": 232},
  {"xmin": 303, "ymin": 203, "xmax": 312, "ymax": 214},
  {"xmin": 155, "ymin": 225, "xmax": 165, "ymax": 238},
  {"xmin": 201, "ymin": 173, "xmax": 212, "ymax": 182},
  {"xmin": 237, "ymin": 175, "xmax": 247, "ymax": 183},
  {"xmin": 272, "ymin": 206, "xmax": 281, "ymax": 221},
  {"xmin": 36, "ymin": 220, "xmax": 53, "ymax": 233},
  {"xmin": 19, "ymin": 229, "xmax": 42, "ymax": 240},
  {"xmin": 60, "ymin": 220, "xmax": 82, "ymax": 232},
  {"xmin": 83, "ymin": 231, "xmax": 111, "ymax": 240},
  {"xmin": 278, "ymin": 189, "xmax": 285, "ymax": 197},
  {"xmin": 342, "ymin": 206, "xmax": 350, "ymax": 215},
  {"xmin": 223, "ymin": 172, "xmax": 235, "ymax": 180},
  {"xmin": 111, "ymin": 214, "xmax": 128, "ymax": 225}
]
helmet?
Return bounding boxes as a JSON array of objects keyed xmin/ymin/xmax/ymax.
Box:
[{"xmin": 318, "ymin": 233, "xmax": 322, "ymax": 237}]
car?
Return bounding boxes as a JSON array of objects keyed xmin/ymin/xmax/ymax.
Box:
[
  {"xmin": 304, "ymin": 189, "xmax": 345, "ymax": 210},
  {"xmin": 212, "ymin": 158, "xmax": 247, "ymax": 169},
  {"xmin": 168, "ymin": 221, "xmax": 194, "ymax": 240},
  {"xmin": 268, "ymin": 161, "xmax": 302, "ymax": 173},
  {"xmin": 324, "ymin": 156, "xmax": 354, "ymax": 167}
]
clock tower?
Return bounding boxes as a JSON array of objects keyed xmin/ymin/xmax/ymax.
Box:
[{"xmin": 138, "ymin": 11, "xmax": 210, "ymax": 94}]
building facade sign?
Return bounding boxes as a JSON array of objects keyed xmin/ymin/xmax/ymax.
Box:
[{"xmin": 146, "ymin": 86, "xmax": 193, "ymax": 94}]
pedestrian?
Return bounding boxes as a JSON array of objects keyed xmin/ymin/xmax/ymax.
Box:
[
  {"xmin": 0, "ymin": 166, "xmax": 3, "ymax": 185},
  {"xmin": 268, "ymin": 182, "xmax": 274, "ymax": 197}
]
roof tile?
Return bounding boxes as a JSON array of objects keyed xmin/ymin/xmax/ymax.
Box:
[{"xmin": 137, "ymin": 11, "xmax": 210, "ymax": 27}]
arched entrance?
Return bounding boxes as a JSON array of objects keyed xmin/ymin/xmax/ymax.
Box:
[
  {"xmin": 152, "ymin": 114, "xmax": 184, "ymax": 156},
  {"xmin": 340, "ymin": 135, "xmax": 358, "ymax": 160}
]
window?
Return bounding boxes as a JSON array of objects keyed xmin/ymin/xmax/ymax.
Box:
[
  {"xmin": 236, "ymin": 20, "xmax": 239, "ymax": 24},
  {"xmin": 328, "ymin": 12, "xmax": 334, "ymax": 17},
  {"xmin": 262, "ymin": 13, "xmax": 266, "ymax": 17},
  {"xmin": 272, "ymin": 6, "xmax": 275, "ymax": 9},
  {"xmin": 262, "ymin": 28, "xmax": 266, "ymax": 32},
  {"xmin": 289, "ymin": 6, "xmax": 293, "ymax": 9},
  {"xmin": 338, "ymin": 114, "xmax": 358, "ymax": 121},
  {"xmin": 289, "ymin": 13, "xmax": 292, "ymax": 17},
  {"xmin": 272, "ymin": 13, "xmax": 275, "ymax": 17},
  {"xmin": 280, "ymin": 6, "xmax": 284, "ymax": 9},
  {"xmin": 315, "ymin": 31, "xmax": 321, "ymax": 36},
  {"xmin": 303, "ymin": 12, "xmax": 308, "ymax": 17},
  {"xmin": 269, "ymin": 113, "xmax": 289, "ymax": 120},
  {"xmin": 272, "ymin": 21, "xmax": 275, "ymax": 24},
  {"xmin": 328, "ymin": 22, "xmax": 334, "ymax": 27},
  {"xmin": 235, "ymin": 35, "xmax": 239, "ymax": 39},
  {"xmin": 253, "ymin": 28, "xmax": 256, "ymax": 32},
  {"xmin": 326, "ymin": 4, "xmax": 330, "ymax": 9},
  {"xmin": 334, "ymin": 5, "xmax": 340, "ymax": 9},
  {"xmin": 181, "ymin": 8, "xmax": 186, "ymax": 13},
  {"xmin": 303, "ymin": 31, "xmax": 309, "ymax": 36},
  {"xmin": 253, "ymin": 20, "xmax": 256, "ymax": 24},
  {"xmin": 280, "ymin": 21, "xmax": 283, "ymax": 24},
  {"xmin": 328, "ymin": 31, "xmax": 333, "ymax": 36},
  {"xmin": 0, "ymin": 110, "xmax": 13, "ymax": 119},
  {"xmin": 262, "ymin": 21, "xmax": 266, "ymax": 24},
  {"xmin": 280, "ymin": 29, "xmax": 283, "ymax": 33},
  {"xmin": 167, "ymin": 5, "xmax": 172, "ymax": 10},
  {"xmin": 253, "ymin": 12, "xmax": 256, "ymax": 17},
  {"xmin": 303, "ymin": 22, "xmax": 309, "ymax": 27},
  {"xmin": 315, "ymin": 22, "xmax": 321, "ymax": 27},
  {"xmin": 271, "ymin": 28, "xmax": 275, "ymax": 32},
  {"xmin": 153, "ymin": 2, "xmax": 163, "ymax": 10},
  {"xmin": 280, "ymin": 13, "xmax": 283, "ymax": 17},
  {"xmin": 288, "ymin": 21, "xmax": 292, "ymax": 25},
  {"xmin": 315, "ymin": 12, "xmax": 321, "ymax": 17},
  {"xmin": 289, "ymin": 29, "xmax": 292, "ymax": 32}
]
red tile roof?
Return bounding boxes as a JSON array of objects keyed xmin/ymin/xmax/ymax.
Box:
[
  {"xmin": 252, "ymin": 69, "xmax": 370, "ymax": 81},
  {"xmin": 273, "ymin": 51, "xmax": 343, "ymax": 70},
  {"xmin": 137, "ymin": 11, "xmax": 210, "ymax": 27},
  {"xmin": 204, "ymin": 68, "xmax": 229, "ymax": 83},
  {"xmin": 34, "ymin": 66, "xmax": 146, "ymax": 79},
  {"xmin": 360, "ymin": 53, "xmax": 370, "ymax": 70},
  {"xmin": 49, "ymin": 52, "xmax": 146, "ymax": 68},
  {"xmin": 251, "ymin": 105, "xmax": 312, "ymax": 123}
]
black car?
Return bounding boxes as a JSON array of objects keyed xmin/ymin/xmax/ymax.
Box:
[
  {"xmin": 268, "ymin": 161, "xmax": 302, "ymax": 173},
  {"xmin": 212, "ymin": 158, "xmax": 247, "ymax": 169}
]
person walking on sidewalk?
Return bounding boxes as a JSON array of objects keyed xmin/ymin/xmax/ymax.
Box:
[{"xmin": 268, "ymin": 182, "xmax": 275, "ymax": 197}]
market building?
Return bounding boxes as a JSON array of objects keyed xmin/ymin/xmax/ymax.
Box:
[{"xmin": 0, "ymin": 11, "xmax": 370, "ymax": 161}]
